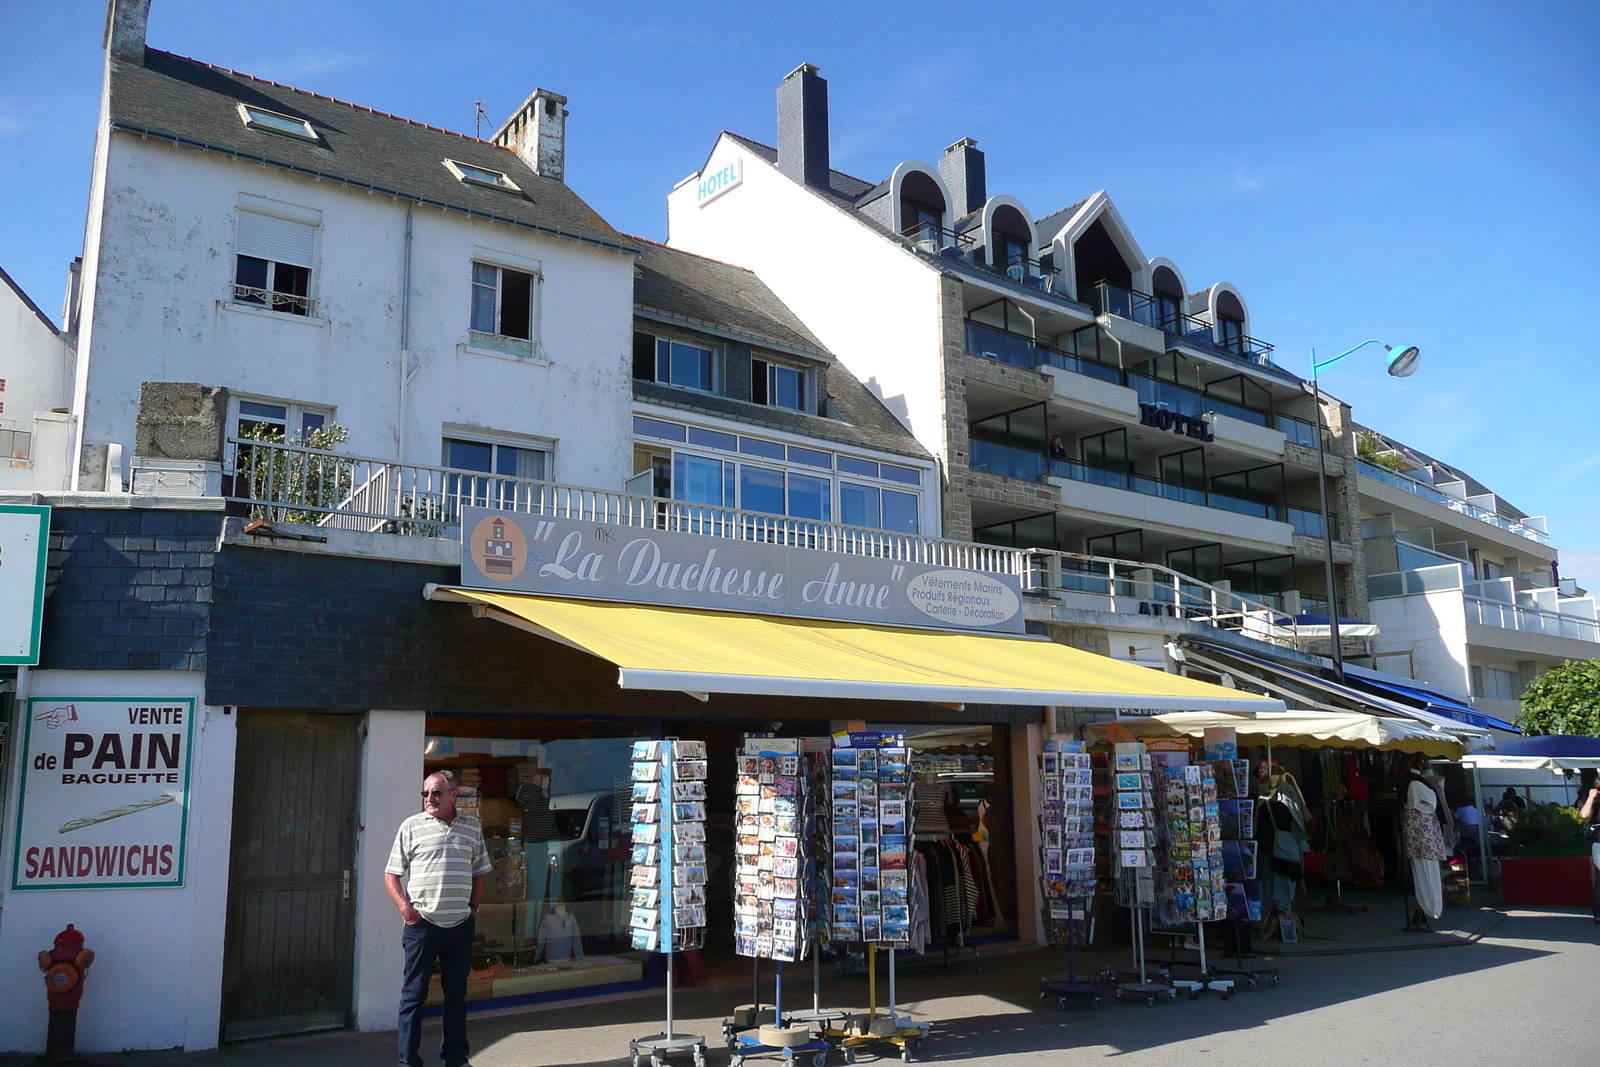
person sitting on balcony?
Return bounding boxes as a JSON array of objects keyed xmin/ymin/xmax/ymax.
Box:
[{"xmin": 1048, "ymin": 436, "xmax": 1067, "ymax": 461}]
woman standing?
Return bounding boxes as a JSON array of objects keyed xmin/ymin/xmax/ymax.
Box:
[{"xmin": 1580, "ymin": 783, "xmax": 1600, "ymax": 925}]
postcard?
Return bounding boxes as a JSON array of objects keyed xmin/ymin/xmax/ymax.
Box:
[
  {"xmin": 679, "ymin": 864, "xmax": 707, "ymax": 885},
  {"xmin": 833, "ymin": 852, "xmax": 858, "ymax": 871},
  {"xmin": 632, "ymin": 781, "xmax": 660, "ymax": 802},
  {"xmin": 631, "ymin": 906, "xmax": 659, "ymax": 929},
  {"xmin": 1044, "ymin": 778, "xmax": 1061, "ymax": 801},
  {"xmin": 672, "ymin": 802, "xmax": 706, "ymax": 822},
  {"xmin": 831, "ymin": 749, "xmax": 858, "ymax": 768},
  {"xmin": 1044, "ymin": 827, "xmax": 1062, "ymax": 849},
  {"xmin": 1116, "ymin": 792, "xmax": 1144, "ymax": 810},
  {"xmin": 776, "ymin": 837, "xmax": 798, "ymax": 857},
  {"xmin": 631, "ymin": 844, "xmax": 658, "ymax": 866},
  {"xmin": 1042, "ymin": 752, "xmax": 1059, "ymax": 775},
  {"xmin": 675, "ymin": 760, "xmax": 708, "ymax": 781},
  {"xmin": 675, "ymin": 907, "xmax": 705, "ymax": 928},
  {"xmin": 632, "ymin": 822, "xmax": 657, "ymax": 844},
  {"xmin": 671, "ymin": 740, "xmax": 707, "ymax": 761},
  {"xmin": 674, "ymin": 844, "xmax": 706, "ymax": 864},
  {"xmin": 880, "ymin": 849, "xmax": 907, "ymax": 871},
  {"xmin": 677, "ymin": 822, "xmax": 705, "ymax": 844},
  {"xmin": 631, "ymin": 803, "xmax": 659, "ymax": 824},
  {"xmin": 882, "ymin": 905, "xmax": 909, "ymax": 924},
  {"xmin": 775, "ymin": 856, "xmax": 800, "ymax": 879},
  {"xmin": 833, "ymin": 802, "xmax": 857, "ymax": 822},
  {"xmin": 673, "ymin": 781, "xmax": 706, "ymax": 802},
  {"xmin": 632, "ymin": 741, "xmax": 662, "ymax": 762},
  {"xmin": 632, "ymin": 888, "xmax": 659, "ymax": 909},
  {"xmin": 632, "ymin": 761, "xmax": 660, "ymax": 782},
  {"xmin": 775, "ymin": 877, "xmax": 798, "ymax": 899}
]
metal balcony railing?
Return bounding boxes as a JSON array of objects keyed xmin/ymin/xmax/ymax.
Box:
[
  {"xmin": 1465, "ymin": 596, "xmax": 1600, "ymax": 644},
  {"xmin": 1356, "ymin": 460, "xmax": 1550, "ymax": 544},
  {"xmin": 221, "ymin": 437, "xmax": 1299, "ymax": 644},
  {"xmin": 231, "ymin": 283, "xmax": 317, "ymax": 317},
  {"xmin": 1091, "ymin": 282, "xmax": 1275, "ymax": 363}
]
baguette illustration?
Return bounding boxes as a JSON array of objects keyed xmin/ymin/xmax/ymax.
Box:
[{"xmin": 59, "ymin": 793, "xmax": 177, "ymax": 834}]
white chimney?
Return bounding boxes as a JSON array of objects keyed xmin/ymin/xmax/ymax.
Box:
[
  {"xmin": 104, "ymin": 0, "xmax": 151, "ymax": 63},
  {"xmin": 491, "ymin": 88, "xmax": 568, "ymax": 183}
]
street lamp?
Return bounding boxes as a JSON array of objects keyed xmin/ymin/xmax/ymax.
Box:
[{"xmin": 1310, "ymin": 339, "xmax": 1421, "ymax": 681}]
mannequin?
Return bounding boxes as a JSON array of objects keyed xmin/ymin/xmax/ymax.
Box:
[
  {"xmin": 536, "ymin": 902, "xmax": 585, "ymax": 964},
  {"xmin": 1401, "ymin": 759, "xmax": 1450, "ymax": 929},
  {"xmin": 911, "ymin": 769, "xmax": 953, "ymax": 834}
]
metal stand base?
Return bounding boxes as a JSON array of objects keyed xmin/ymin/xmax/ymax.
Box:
[
  {"xmin": 730, "ymin": 1034, "xmax": 830, "ymax": 1067},
  {"xmin": 1114, "ymin": 981, "xmax": 1176, "ymax": 1007},
  {"xmin": 1039, "ymin": 975, "xmax": 1101, "ymax": 1010},
  {"xmin": 630, "ymin": 1033, "xmax": 707, "ymax": 1067}
]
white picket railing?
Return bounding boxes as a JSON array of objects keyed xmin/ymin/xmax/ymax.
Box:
[{"xmin": 223, "ymin": 437, "xmax": 1296, "ymax": 643}]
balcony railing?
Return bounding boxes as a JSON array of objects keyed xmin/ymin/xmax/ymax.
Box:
[
  {"xmin": 964, "ymin": 322, "xmax": 1121, "ymax": 384},
  {"xmin": 1274, "ymin": 413, "xmax": 1321, "ymax": 449},
  {"xmin": 1466, "ymin": 595, "xmax": 1600, "ymax": 644},
  {"xmin": 219, "ymin": 438, "xmax": 1300, "ymax": 645},
  {"xmin": 1286, "ymin": 506, "xmax": 1326, "ymax": 539},
  {"xmin": 1356, "ymin": 460, "xmax": 1550, "ymax": 544},
  {"xmin": 226, "ymin": 436, "xmax": 1018, "ymax": 571},
  {"xmin": 1128, "ymin": 373, "xmax": 1270, "ymax": 428},
  {"xmin": 1367, "ymin": 563, "xmax": 1467, "ymax": 600},
  {"xmin": 968, "ymin": 439, "xmax": 1289, "ymax": 524},
  {"xmin": 231, "ymin": 283, "xmax": 317, "ymax": 317},
  {"xmin": 1092, "ymin": 282, "xmax": 1275, "ymax": 363}
]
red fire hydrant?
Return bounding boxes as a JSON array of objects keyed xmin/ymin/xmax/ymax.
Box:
[{"xmin": 38, "ymin": 924, "xmax": 94, "ymax": 1062}]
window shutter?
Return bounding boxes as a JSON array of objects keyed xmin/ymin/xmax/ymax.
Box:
[{"xmin": 237, "ymin": 211, "xmax": 316, "ymax": 268}]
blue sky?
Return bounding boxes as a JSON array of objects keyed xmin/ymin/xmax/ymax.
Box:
[{"xmin": 3, "ymin": 1, "xmax": 1597, "ymax": 585}]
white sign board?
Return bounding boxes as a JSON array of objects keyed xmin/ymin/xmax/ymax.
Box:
[
  {"xmin": 459, "ymin": 508, "xmax": 1025, "ymax": 633},
  {"xmin": 11, "ymin": 697, "xmax": 196, "ymax": 890},
  {"xmin": 0, "ymin": 504, "xmax": 49, "ymax": 664},
  {"xmin": 696, "ymin": 156, "xmax": 742, "ymax": 206}
]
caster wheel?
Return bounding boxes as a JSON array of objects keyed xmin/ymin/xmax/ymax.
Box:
[
  {"xmin": 631, "ymin": 1055, "xmax": 641, "ymax": 1067},
  {"xmin": 1271, "ymin": 975, "xmax": 1280, "ymax": 987},
  {"xmin": 1188, "ymin": 990, "xmax": 1199, "ymax": 1001},
  {"xmin": 1038, "ymin": 991, "xmax": 1048, "ymax": 1004},
  {"xmin": 1093, "ymin": 998, "xmax": 1102, "ymax": 1009},
  {"xmin": 1146, "ymin": 997, "xmax": 1155, "ymax": 1008},
  {"xmin": 814, "ymin": 1056, "xmax": 827, "ymax": 1067},
  {"xmin": 1221, "ymin": 991, "xmax": 1231, "ymax": 1001}
]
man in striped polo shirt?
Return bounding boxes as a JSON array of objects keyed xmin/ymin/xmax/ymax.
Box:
[{"xmin": 386, "ymin": 770, "xmax": 492, "ymax": 1067}]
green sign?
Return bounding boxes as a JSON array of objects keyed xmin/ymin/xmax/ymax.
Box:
[{"xmin": 0, "ymin": 504, "xmax": 49, "ymax": 664}]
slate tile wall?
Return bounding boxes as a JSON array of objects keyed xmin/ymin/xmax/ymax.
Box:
[{"xmin": 40, "ymin": 509, "xmax": 222, "ymax": 672}]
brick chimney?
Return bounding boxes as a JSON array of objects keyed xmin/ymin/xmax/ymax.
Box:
[
  {"xmin": 777, "ymin": 64, "xmax": 830, "ymax": 191},
  {"xmin": 492, "ymin": 88, "xmax": 568, "ymax": 183},
  {"xmin": 939, "ymin": 138, "xmax": 987, "ymax": 218},
  {"xmin": 104, "ymin": 0, "xmax": 151, "ymax": 63}
]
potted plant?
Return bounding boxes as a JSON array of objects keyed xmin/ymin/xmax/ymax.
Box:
[{"xmin": 1498, "ymin": 803, "xmax": 1594, "ymax": 907}]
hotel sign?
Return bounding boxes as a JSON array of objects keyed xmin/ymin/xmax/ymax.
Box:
[
  {"xmin": 460, "ymin": 507, "xmax": 1025, "ymax": 633},
  {"xmin": 1139, "ymin": 403, "xmax": 1214, "ymax": 443},
  {"xmin": 696, "ymin": 156, "xmax": 742, "ymax": 206}
]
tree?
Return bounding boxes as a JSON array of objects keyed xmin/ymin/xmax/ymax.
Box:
[{"xmin": 1515, "ymin": 659, "xmax": 1600, "ymax": 736}]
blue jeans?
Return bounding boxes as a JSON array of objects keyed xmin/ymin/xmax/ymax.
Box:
[{"xmin": 398, "ymin": 917, "xmax": 475, "ymax": 1067}]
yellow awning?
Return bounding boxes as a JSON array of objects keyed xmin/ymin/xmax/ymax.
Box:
[{"xmin": 425, "ymin": 587, "xmax": 1284, "ymax": 714}]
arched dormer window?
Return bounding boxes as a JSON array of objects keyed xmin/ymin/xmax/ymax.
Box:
[
  {"xmin": 1150, "ymin": 263, "xmax": 1185, "ymax": 332},
  {"xmin": 898, "ymin": 169, "xmax": 947, "ymax": 244},
  {"xmin": 1216, "ymin": 289, "xmax": 1247, "ymax": 354},
  {"xmin": 989, "ymin": 203, "xmax": 1034, "ymax": 274}
]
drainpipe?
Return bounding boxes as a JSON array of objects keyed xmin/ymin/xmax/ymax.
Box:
[{"xmin": 397, "ymin": 202, "xmax": 414, "ymax": 462}]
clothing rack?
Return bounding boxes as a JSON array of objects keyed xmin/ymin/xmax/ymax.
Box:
[{"xmin": 911, "ymin": 830, "xmax": 986, "ymax": 972}]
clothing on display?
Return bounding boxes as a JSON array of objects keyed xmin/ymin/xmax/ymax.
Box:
[
  {"xmin": 1402, "ymin": 778, "xmax": 1448, "ymax": 921},
  {"xmin": 732, "ymin": 736, "xmax": 815, "ymax": 962},
  {"xmin": 536, "ymin": 906, "xmax": 585, "ymax": 962}
]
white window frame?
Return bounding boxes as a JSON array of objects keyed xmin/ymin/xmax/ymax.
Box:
[
  {"xmin": 444, "ymin": 159, "xmax": 522, "ymax": 193},
  {"xmin": 228, "ymin": 196, "xmax": 324, "ymax": 322},
  {"xmin": 440, "ymin": 430, "xmax": 553, "ymax": 483},
  {"xmin": 228, "ymin": 395, "xmax": 336, "ymax": 446},
  {"xmin": 236, "ymin": 103, "xmax": 319, "ymax": 143},
  {"xmin": 647, "ymin": 333, "xmax": 720, "ymax": 396},
  {"xmin": 465, "ymin": 249, "xmax": 545, "ymax": 361},
  {"xmin": 753, "ymin": 356, "xmax": 810, "ymax": 412}
]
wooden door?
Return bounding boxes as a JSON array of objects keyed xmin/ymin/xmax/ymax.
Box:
[{"xmin": 221, "ymin": 711, "xmax": 362, "ymax": 1042}]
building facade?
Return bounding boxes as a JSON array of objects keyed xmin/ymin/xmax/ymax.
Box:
[{"xmin": 666, "ymin": 64, "xmax": 1368, "ymax": 663}]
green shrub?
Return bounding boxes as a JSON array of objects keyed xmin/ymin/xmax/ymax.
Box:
[{"xmin": 1505, "ymin": 802, "xmax": 1588, "ymax": 857}]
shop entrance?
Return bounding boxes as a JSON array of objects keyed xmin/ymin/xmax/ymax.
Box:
[{"xmin": 221, "ymin": 711, "xmax": 362, "ymax": 1042}]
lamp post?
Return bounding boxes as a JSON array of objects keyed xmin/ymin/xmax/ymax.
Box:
[{"xmin": 1310, "ymin": 339, "xmax": 1420, "ymax": 681}]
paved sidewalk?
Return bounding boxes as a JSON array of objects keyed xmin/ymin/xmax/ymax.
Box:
[{"xmin": 7, "ymin": 905, "xmax": 1593, "ymax": 1067}]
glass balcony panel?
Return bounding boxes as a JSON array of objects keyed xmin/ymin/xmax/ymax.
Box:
[{"xmin": 970, "ymin": 438, "xmax": 1046, "ymax": 481}]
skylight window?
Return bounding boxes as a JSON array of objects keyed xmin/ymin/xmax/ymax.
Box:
[
  {"xmin": 236, "ymin": 103, "xmax": 319, "ymax": 143},
  {"xmin": 444, "ymin": 159, "xmax": 521, "ymax": 193}
]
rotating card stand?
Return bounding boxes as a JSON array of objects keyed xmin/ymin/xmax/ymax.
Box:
[
  {"xmin": 1039, "ymin": 904, "xmax": 1100, "ymax": 1010},
  {"xmin": 628, "ymin": 741, "xmax": 707, "ymax": 1067},
  {"xmin": 1162, "ymin": 919, "xmax": 1280, "ymax": 993},
  {"xmin": 835, "ymin": 945, "xmax": 929, "ymax": 1063},
  {"xmin": 1112, "ymin": 907, "xmax": 1174, "ymax": 1007},
  {"xmin": 784, "ymin": 947, "xmax": 851, "ymax": 1029},
  {"xmin": 729, "ymin": 961, "xmax": 832, "ymax": 1067}
]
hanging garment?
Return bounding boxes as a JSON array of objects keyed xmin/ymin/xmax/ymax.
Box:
[
  {"xmin": 910, "ymin": 851, "xmax": 931, "ymax": 952},
  {"xmin": 536, "ymin": 908, "xmax": 585, "ymax": 961},
  {"xmin": 1402, "ymin": 779, "xmax": 1447, "ymax": 920},
  {"xmin": 913, "ymin": 782, "xmax": 954, "ymax": 834},
  {"xmin": 515, "ymin": 779, "xmax": 559, "ymax": 842}
]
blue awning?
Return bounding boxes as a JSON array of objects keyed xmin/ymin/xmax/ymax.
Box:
[{"xmin": 1343, "ymin": 673, "xmax": 1519, "ymax": 733}]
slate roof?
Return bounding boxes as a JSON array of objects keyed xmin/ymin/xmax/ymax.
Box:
[
  {"xmin": 723, "ymin": 133, "xmax": 878, "ymax": 203},
  {"xmin": 1034, "ymin": 198, "xmax": 1092, "ymax": 238},
  {"xmin": 0, "ymin": 263, "xmax": 61, "ymax": 335},
  {"xmin": 108, "ymin": 50, "xmax": 636, "ymax": 255},
  {"xmin": 633, "ymin": 240, "xmax": 828, "ymax": 356}
]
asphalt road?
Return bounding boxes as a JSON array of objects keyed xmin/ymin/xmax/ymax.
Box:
[{"xmin": 9, "ymin": 906, "xmax": 1596, "ymax": 1067}]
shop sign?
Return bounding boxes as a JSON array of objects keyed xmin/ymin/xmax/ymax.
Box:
[
  {"xmin": 10, "ymin": 697, "xmax": 195, "ymax": 890},
  {"xmin": 1139, "ymin": 403, "xmax": 1214, "ymax": 443},
  {"xmin": 460, "ymin": 508, "xmax": 1025, "ymax": 633},
  {"xmin": 0, "ymin": 504, "xmax": 50, "ymax": 664}
]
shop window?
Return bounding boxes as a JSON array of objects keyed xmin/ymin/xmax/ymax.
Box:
[
  {"xmin": 875, "ymin": 723, "xmax": 1015, "ymax": 942},
  {"xmin": 421, "ymin": 718, "xmax": 654, "ymax": 1003}
]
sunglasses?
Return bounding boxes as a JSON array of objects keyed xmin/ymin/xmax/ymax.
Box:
[{"xmin": 421, "ymin": 789, "xmax": 454, "ymax": 799}]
